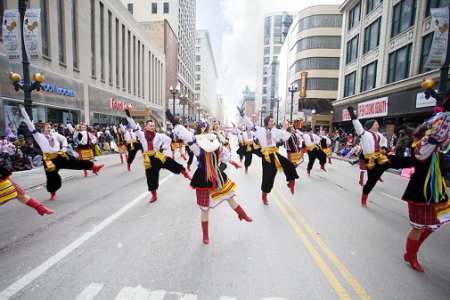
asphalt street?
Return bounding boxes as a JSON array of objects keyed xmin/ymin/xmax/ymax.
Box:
[{"xmin": 0, "ymin": 145, "xmax": 449, "ymax": 300}]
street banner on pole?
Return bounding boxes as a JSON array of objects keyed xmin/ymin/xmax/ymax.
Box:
[
  {"xmin": 23, "ymin": 9, "xmax": 42, "ymax": 61},
  {"xmin": 425, "ymin": 7, "xmax": 449, "ymax": 69},
  {"xmin": 2, "ymin": 9, "xmax": 22, "ymax": 62}
]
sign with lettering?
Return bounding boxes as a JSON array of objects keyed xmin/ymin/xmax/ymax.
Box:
[
  {"xmin": 23, "ymin": 9, "xmax": 42, "ymax": 61},
  {"xmin": 300, "ymin": 72, "xmax": 307, "ymax": 98},
  {"xmin": 425, "ymin": 7, "xmax": 449, "ymax": 69},
  {"xmin": 416, "ymin": 91, "xmax": 437, "ymax": 108},
  {"xmin": 357, "ymin": 97, "xmax": 388, "ymax": 119},
  {"xmin": 111, "ymin": 98, "xmax": 125, "ymax": 110},
  {"xmin": 40, "ymin": 82, "xmax": 76, "ymax": 97},
  {"xmin": 342, "ymin": 108, "xmax": 351, "ymax": 121},
  {"xmin": 2, "ymin": 9, "xmax": 21, "ymax": 62}
]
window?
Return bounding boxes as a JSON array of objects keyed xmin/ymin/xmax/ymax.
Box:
[
  {"xmin": 367, "ymin": 0, "xmax": 383, "ymax": 14},
  {"xmin": 108, "ymin": 11, "xmax": 112, "ymax": 83},
  {"xmin": 195, "ymin": 84, "xmax": 200, "ymax": 90},
  {"xmin": 91, "ymin": 0, "xmax": 96, "ymax": 76},
  {"xmin": 57, "ymin": 0, "xmax": 65, "ymax": 64},
  {"xmin": 133, "ymin": 36, "xmax": 136, "ymax": 94},
  {"xmin": 420, "ymin": 33, "xmax": 434, "ymax": 73},
  {"xmin": 128, "ymin": 30, "xmax": 131, "ymax": 91},
  {"xmin": 426, "ymin": 0, "xmax": 450, "ymax": 17},
  {"xmin": 122, "ymin": 25, "xmax": 125, "ymax": 89},
  {"xmin": 391, "ymin": 0, "xmax": 416, "ymax": 37},
  {"xmin": 290, "ymin": 57, "xmax": 340, "ymax": 75},
  {"xmin": 264, "ymin": 57, "xmax": 270, "ymax": 64},
  {"xmin": 116, "ymin": 18, "xmax": 119, "ymax": 87},
  {"xmin": 298, "ymin": 15, "xmax": 342, "ymax": 32},
  {"xmin": 296, "ymin": 36, "xmax": 341, "ymax": 52},
  {"xmin": 152, "ymin": 3, "xmax": 157, "ymax": 14},
  {"xmin": 361, "ymin": 60, "xmax": 377, "ymax": 92},
  {"xmin": 346, "ymin": 35, "xmax": 359, "ymax": 64},
  {"xmin": 195, "ymin": 65, "xmax": 200, "ymax": 71},
  {"xmin": 163, "ymin": 2, "xmax": 169, "ymax": 13},
  {"xmin": 363, "ymin": 18, "xmax": 381, "ymax": 54},
  {"xmin": 195, "ymin": 74, "xmax": 200, "ymax": 81},
  {"xmin": 72, "ymin": 0, "xmax": 78, "ymax": 68},
  {"xmin": 127, "ymin": 3, "xmax": 133, "ymax": 14},
  {"xmin": 40, "ymin": 0, "xmax": 49, "ymax": 56},
  {"xmin": 195, "ymin": 55, "xmax": 201, "ymax": 62},
  {"xmin": 0, "ymin": 1, "xmax": 4, "ymax": 41},
  {"xmin": 100, "ymin": 2, "xmax": 105, "ymax": 80},
  {"xmin": 387, "ymin": 44, "xmax": 412, "ymax": 83},
  {"xmin": 264, "ymin": 47, "xmax": 270, "ymax": 55},
  {"xmin": 344, "ymin": 72, "xmax": 356, "ymax": 97},
  {"xmin": 348, "ymin": 3, "xmax": 361, "ymax": 30},
  {"xmin": 293, "ymin": 78, "xmax": 339, "ymax": 91}
]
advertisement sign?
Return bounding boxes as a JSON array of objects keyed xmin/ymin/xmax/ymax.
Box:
[
  {"xmin": 23, "ymin": 9, "xmax": 42, "ymax": 61},
  {"xmin": 2, "ymin": 9, "xmax": 22, "ymax": 62},
  {"xmin": 357, "ymin": 97, "xmax": 388, "ymax": 119},
  {"xmin": 342, "ymin": 108, "xmax": 351, "ymax": 121},
  {"xmin": 110, "ymin": 98, "xmax": 128, "ymax": 110},
  {"xmin": 425, "ymin": 7, "xmax": 450, "ymax": 68},
  {"xmin": 416, "ymin": 91, "xmax": 437, "ymax": 108},
  {"xmin": 300, "ymin": 72, "xmax": 307, "ymax": 98}
]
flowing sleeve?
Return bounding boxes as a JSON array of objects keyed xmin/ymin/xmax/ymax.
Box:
[
  {"xmin": 352, "ymin": 119, "xmax": 365, "ymax": 136},
  {"xmin": 271, "ymin": 127, "xmax": 291, "ymax": 142},
  {"xmin": 219, "ymin": 146, "xmax": 231, "ymax": 163},
  {"xmin": 173, "ymin": 124, "xmax": 194, "ymax": 144},
  {"xmin": 241, "ymin": 115, "xmax": 256, "ymax": 130}
]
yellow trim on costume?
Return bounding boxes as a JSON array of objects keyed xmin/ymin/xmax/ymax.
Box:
[
  {"xmin": 79, "ymin": 148, "xmax": 94, "ymax": 161},
  {"xmin": 127, "ymin": 140, "xmax": 139, "ymax": 150},
  {"xmin": 364, "ymin": 150, "xmax": 389, "ymax": 170},
  {"xmin": 143, "ymin": 151, "xmax": 167, "ymax": 170},
  {"xmin": 307, "ymin": 144, "xmax": 319, "ymax": 151},
  {"xmin": 0, "ymin": 179, "xmax": 18, "ymax": 203},
  {"xmin": 239, "ymin": 141, "xmax": 245, "ymax": 146},
  {"xmin": 171, "ymin": 142, "xmax": 180, "ymax": 149},
  {"xmin": 245, "ymin": 140, "xmax": 254, "ymax": 152},
  {"xmin": 261, "ymin": 146, "xmax": 283, "ymax": 171},
  {"xmin": 323, "ymin": 148, "xmax": 331, "ymax": 156},
  {"xmin": 289, "ymin": 152, "xmax": 303, "ymax": 163},
  {"xmin": 253, "ymin": 142, "xmax": 261, "ymax": 149},
  {"xmin": 43, "ymin": 151, "xmax": 68, "ymax": 172},
  {"xmin": 210, "ymin": 179, "xmax": 236, "ymax": 201}
]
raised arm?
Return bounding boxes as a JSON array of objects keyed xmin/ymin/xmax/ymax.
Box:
[
  {"xmin": 18, "ymin": 104, "xmax": 36, "ymax": 132},
  {"xmin": 56, "ymin": 133, "xmax": 68, "ymax": 151},
  {"xmin": 347, "ymin": 106, "xmax": 364, "ymax": 136}
]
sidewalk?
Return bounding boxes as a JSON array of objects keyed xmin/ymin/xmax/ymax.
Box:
[{"xmin": 10, "ymin": 153, "xmax": 123, "ymax": 191}]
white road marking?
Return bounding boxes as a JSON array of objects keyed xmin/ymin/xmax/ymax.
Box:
[
  {"xmin": 380, "ymin": 192, "xmax": 405, "ymax": 204},
  {"xmin": 132, "ymin": 285, "xmax": 151, "ymax": 300},
  {"xmin": 115, "ymin": 286, "xmax": 136, "ymax": 300},
  {"xmin": 74, "ymin": 283, "xmax": 104, "ymax": 300},
  {"xmin": 219, "ymin": 297, "xmax": 237, "ymax": 300},
  {"xmin": 0, "ymin": 175, "xmax": 174, "ymax": 300},
  {"xmin": 148, "ymin": 289, "xmax": 167, "ymax": 299}
]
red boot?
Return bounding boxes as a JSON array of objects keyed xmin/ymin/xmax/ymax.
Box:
[
  {"xmin": 418, "ymin": 229, "xmax": 433, "ymax": 247},
  {"xmin": 149, "ymin": 190, "xmax": 157, "ymax": 203},
  {"xmin": 201, "ymin": 221, "xmax": 209, "ymax": 244},
  {"xmin": 404, "ymin": 238, "xmax": 424, "ymax": 272},
  {"xmin": 361, "ymin": 193, "xmax": 368, "ymax": 207},
  {"xmin": 262, "ymin": 192, "xmax": 268, "ymax": 205},
  {"xmin": 287, "ymin": 180, "xmax": 295, "ymax": 195},
  {"xmin": 120, "ymin": 154, "xmax": 124, "ymax": 164},
  {"xmin": 359, "ymin": 173, "xmax": 364, "ymax": 186},
  {"xmin": 234, "ymin": 205, "xmax": 253, "ymax": 222},
  {"xmin": 50, "ymin": 192, "xmax": 56, "ymax": 201},
  {"xmin": 328, "ymin": 157, "xmax": 332, "ymax": 164},
  {"xmin": 127, "ymin": 163, "xmax": 131, "ymax": 171},
  {"xmin": 187, "ymin": 164, "xmax": 191, "ymax": 171},
  {"xmin": 181, "ymin": 169, "xmax": 192, "ymax": 180},
  {"xmin": 84, "ymin": 169, "xmax": 88, "ymax": 177},
  {"xmin": 320, "ymin": 165, "xmax": 327, "ymax": 172},
  {"xmin": 26, "ymin": 198, "xmax": 54, "ymax": 216},
  {"xmin": 307, "ymin": 170, "xmax": 311, "ymax": 176},
  {"xmin": 92, "ymin": 164, "xmax": 104, "ymax": 175}
]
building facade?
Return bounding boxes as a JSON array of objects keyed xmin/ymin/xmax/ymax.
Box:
[
  {"xmin": 257, "ymin": 12, "xmax": 293, "ymax": 120},
  {"xmin": 194, "ymin": 30, "xmax": 218, "ymax": 123},
  {"xmin": 277, "ymin": 5, "xmax": 342, "ymax": 130},
  {"xmin": 121, "ymin": 0, "xmax": 196, "ymax": 119},
  {"xmin": 239, "ymin": 86, "xmax": 257, "ymax": 124},
  {"xmin": 0, "ymin": 0, "xmax": 165, "ymax": 133},
  {"xmin": 333, "ymin": 0, "xmax": 446, "ymax": 133}
]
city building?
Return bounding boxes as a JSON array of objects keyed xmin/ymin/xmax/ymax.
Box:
[
  {"xmin": 194, "ymin": 30, "xmax": 219, "ymax": 123},
  {"xmin": 121, "ymin": 0, "xmax": 196, "ymax": 119},
  {"xmin": 239, "ymin": 86, "xmax": 257, "ymax": 125},
  {"xmin": 333, "ymin": 0, "xmax": 446, "ymax": 136},
  {"xmin": 277, "ymin": 5, "xmax": 342, "ymax": 131},
  {"xmin": 0, "ymin": 0, "xmax": 165, "ymax": 133},
  {"xmin": 257, "ymin": 12, "xmax": 293, "ymax": 120}
]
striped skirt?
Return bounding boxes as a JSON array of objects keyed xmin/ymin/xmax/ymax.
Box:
[
  {"xmin": 0, "ymin": 179, "xmax": 25, "ymax": 204},
  {"xmin": 196, "ymin": 179, "xmax": 236, "ymax": 210}
]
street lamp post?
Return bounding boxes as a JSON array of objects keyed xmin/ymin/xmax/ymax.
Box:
[
  {"xmin": 288, "ymin": 84, "xmax": 298, "ymax": 123},
  {"xmin": 169, "ymin": 84, "xmax": 179, "ymax": 116},
  {"xmin": 180, "ymin": 93, "xmax": 188, "ymax": 122}
]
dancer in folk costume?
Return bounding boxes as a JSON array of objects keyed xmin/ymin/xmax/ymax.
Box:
[
  {"xmin": 116, "ymin": 124, "xmax": 128, "ymax": 164},
  {"xmin": 233, "ymin": 125, "xmax": 246, "ymax": 162},
  {"xmin": 285, "ymin": 126, "xmax": 303, "ymax": 167},
  {"xmin": 18, "ymin": 105, "xmax": 104, "ymax": 200},
  {"xmin": 167, "ymin": 110, "xmax": 252, "ymax": 245},
  {"xmin": 0, "ymin": 164, "xmax": 54, "ymax": 216},
  {"xmin": 320, "ymin": 130, "xmax": 333, "ymax": 164},
  {"xmin": 125, "ymin": 109, "xmax": 191, "ymax": 203},
  {"xmin": 76, "ymin": 123, "xmax": 96, "ymax": 177},
  {"xmin": 184, "ymin": 124, "xmax": 196, "ymax": 171},
  {"xmin": 302, "ymin": 126, "xmax": 327, "ymax": 176},
  {"xmin": 234, "ymin": 125, "xmax": 256, "ymax": 174},
  {"xmin": 401, "ymin": 89, "xmax": 450, "ymax": 272},
  {"xmin": 238, "ymin": 107, "xmax": 299, "ymax": 205},
  {"xmin": 169, "ymin": 130, "xmax": 187, "ymax": 161},
  {"xmin": 124, "ymin": 124, "xmax": 142, "ymax": 171},
  {"xmin": 347, "ymin": 106, "xmax": 413, "ymax": 207}
]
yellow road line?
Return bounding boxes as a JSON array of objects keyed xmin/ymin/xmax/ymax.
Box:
[
  {"xmin": 273, "ymin": 186, "xmax": 372, "ymax": 300},
  {"xmin": 269, "ymin": 191, "xmax": 352, "ymax": 299}
]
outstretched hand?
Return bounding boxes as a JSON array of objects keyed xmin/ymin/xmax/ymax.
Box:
[
  {"xmin": 236, "ymin": 106, "xmax": 245, "ymax": 117},
  {"xmin": 346, "ymin": 106, "xmax": 357, "ymax": 120},
  {"xmin": 165, "ymin": 109, "xmax": 179, "ymax": 126},
  {"xmin": 124, "ymin": 107, "xmax": 131, "ymax": 118}
]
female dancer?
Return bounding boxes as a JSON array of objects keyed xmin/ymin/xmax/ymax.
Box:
[
  {"xmin": 77, "ymin": 123, "xmax": 95, "ymax": 177},
  {"xmin": 167, "ymin": 110, "xmax": 252, "ymax": 244},
  {"xmin": 286, "ymin": 126, "xmax": 303, "ymax": 167}
]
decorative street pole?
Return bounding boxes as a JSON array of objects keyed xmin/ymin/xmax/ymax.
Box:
[
  {"xmin": 169, "ymin": 84, "xmax": 179, "ymax": 116},
  {"xmin": 288, "ymin": 84, "xmax": 298, "ymax": 123},
  {"xmin": 180, "ymin": 93, "xmax": 188, "ymax": 122}
]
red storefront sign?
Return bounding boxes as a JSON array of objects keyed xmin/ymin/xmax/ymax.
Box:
[
  {"xmin": 111, "ymin": 98, "xmax": 125, "ymax": 110},
  {"xmin": 357, "ymin": 97, "xmax": 388, "ymax": 119},
  {"xmin": 342, "ymin": 109, "xmax": 351, "ymax": 121}
]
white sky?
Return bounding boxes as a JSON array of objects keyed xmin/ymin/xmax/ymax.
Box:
[{"xmin": 196, "ymin": 0, "xmax": 344, "ymax": 123}]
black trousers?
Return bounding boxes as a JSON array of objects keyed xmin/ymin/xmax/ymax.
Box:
[
  {"xmin": 307, "ymin": 148, "xmax": 327, "ymax": 171},
  {"xmin": 127, "ymin": 142, "xmax": 142, "ymax": 165},
  {"xmin": 145, "ymin": 156, "xmax": 184, "ymax": 191},
  {"xmin": 45, "ymin": 155, "xmax": 94, "ymax": 193},
  {"xmin": 261, "ymin": 153, "xmax": 299, "ymax": 193},
  {"xmin": 363, "ymin": 155, "xmax": 414, "ymax": 195},
  {"xmin": 236, "ymin": 145, "xmax": 245, "ymax": 161},
  {"xmin": 186, "ymin": 145, "xmax": 194, "ymax": 166},
  {"xmin": 244, "ymin": 151, "xmax": 253, "ymax": 168}
]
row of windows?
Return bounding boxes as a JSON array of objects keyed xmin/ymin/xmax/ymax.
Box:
[
  {"xmin": 38, "ymin": 0, "xmax": 164, "ymax": 104},
  {"xmin": 297, "ymin": 14, "xmax": 342, "ymax": 32},
  {"xmin": 289, "ymin": 57, "xmax": 340, "ymax": 76},
  {"xmin": 344, "ymin": 59, "xmax": 378, "ymax": 97},
  {"xmin": 346, "ymin": 17, "xmax": 381, "ymax": 64},
  {"xmin": 294, "ymin": 36, "xmax": 341, "ymax": 53},
  {"xmin": 348, "ymin": 0, "xmax": 382, "ymax": 30},
  {"xmin": 293, "ymin": 78, "xmax": 339, "ymax": 91},
  {"xmin": 127, "ymin": 2, "xmax": 169, "ymax": 14}
]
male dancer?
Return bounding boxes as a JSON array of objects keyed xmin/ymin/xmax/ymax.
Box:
[
  {"xmin": 302, "ymin": 126, "xmax": 327, "ymax": 176},
  {"xmin": 125, "ymin": 109, "xmax": 191, "ymax": 203},
  {"xmin": 237, "ymin": 125, "xmax": 256, "ymax": 174},
  {"xmin": 124, "ymin": 125, "xmax": 142, "ymax": 171},
  {"xmin": 238, "ymin": 107, "xmax": 299, "ymax": 205},
  {"xmin": 77, "ymin": 123, "xmax": 95, "ymax": 177},
  {"xmin": 347, "ymin": 106, "xmax": 413, "ymax": 207},
  {"xmin": 19, "ymin": 105, "xmax": 104, "ymax": 200},
  {"xmin": 286, "ymin": 126, "xmax": 303, "ymax": 167}
]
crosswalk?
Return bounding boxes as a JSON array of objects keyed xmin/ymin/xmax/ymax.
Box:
[{"xmin": 74, "ymin": 283, "xmax": 289, "ymax": 300}]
